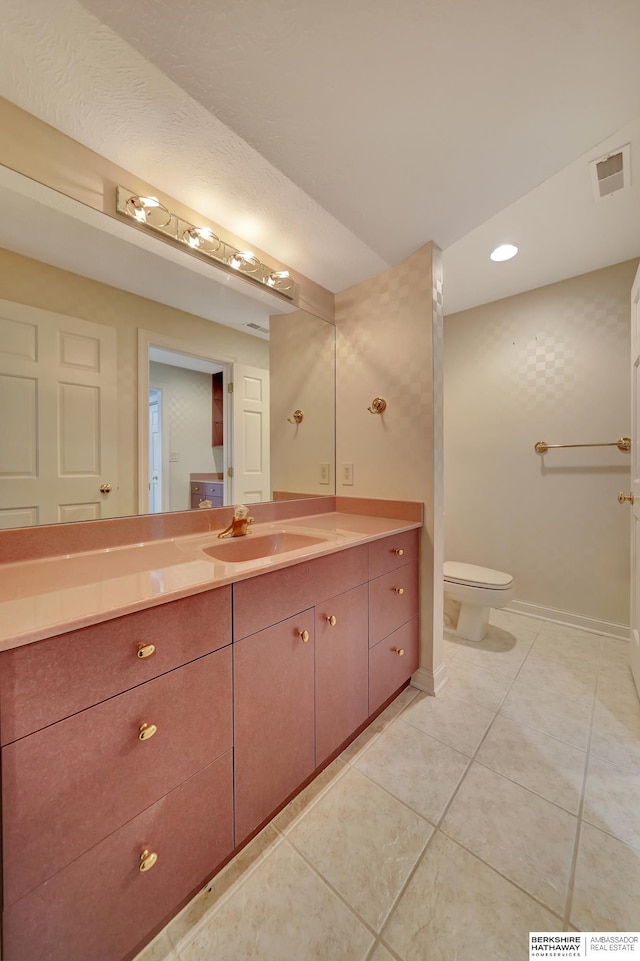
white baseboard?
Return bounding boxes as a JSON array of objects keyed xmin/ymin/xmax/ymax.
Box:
[
  {"xmin": 411, "ymin": 662, "xmax": 449, "ymax": 696},
  {"xmin": 506, "ymin": 599, "xmax": 629, "ymax": 641}
]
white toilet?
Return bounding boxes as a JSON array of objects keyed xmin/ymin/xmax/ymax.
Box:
[{"xmin": 443, "ymin": 561, "xmax": 514, "ymax": 642}]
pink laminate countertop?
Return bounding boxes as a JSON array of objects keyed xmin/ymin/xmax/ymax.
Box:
[{"xmin": 0, "ymin": 511, "xmax": 421, "ymax": 651}]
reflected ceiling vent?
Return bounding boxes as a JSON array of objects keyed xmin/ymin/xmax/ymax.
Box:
[
  {"xmin": 246, "ymin": 322, "xmax": 270, "ymax": 334},
  {"xmin": 590, "ymin": 144, "xmax": 630, "ymax": 201}
]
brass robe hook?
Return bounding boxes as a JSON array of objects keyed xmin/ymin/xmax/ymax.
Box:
[
  {"xmin": 368, "ymin": 397, "xmax": 387, "ymax": 414},
  {"xmin": 287, "ymin": 409, "xmax": 304, "ymax": 424}
]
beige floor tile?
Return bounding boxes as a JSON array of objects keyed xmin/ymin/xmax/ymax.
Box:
[
  {"xmin": 273, "ymin": 759, "xmax": 347, "ymax": 833},
  {"xmin": 572, "ymin": 822, "xmax": 640, "ymax": 931},
  {"xmin": 516, "ymin": 652, "xmax": 597, "ymax": 703},
  {"xmin": 490, "ymin": 609, "xmax": 547, "ymax": 634},
  {"xmin": 401, "ymin": 689, "xmax": 496, "ymax": 756},
  {"xmin": 499, "ymin": 678, "xmax": 592, "ymax": 750},
  {"xmin": 368, "ymin": 944, "xmax": 397, "ymax": 961},
  {"xmin": 167, "ymin": 826, "xmax": 281, "ymax": 949},
  {"xmin": 597, "ymin": 662, "xmax": 640, "ymax": 710},
  {"xmin": 583, "ymin": 754, "xmax": 640, "ymax": 850},
  {"xmin": 590, "ymin": 698, "xmax": 640, "ymax": 773},
  {"xmin": 382, "ymin": 831, "xmax": 560, "ymax": 961},
  {"xmin": 180, "ymin": 841, "xmax": 373, "ymax": 961},
  {"xmin": 530, "ymin": 629, "xmax": 602, "ymax": 665},
  {"xmin": 355, "ymin": 719, "xmax": 469, "ymax": 824},
  {"xmin": 340, "ymin": 687, "xmax": 417, "ymax": 765},
  {"xmin": 133, "ymin": 931, "xmax": 177, "ymax": 961},
  {"xmin": 476, "ymin": 715, "xmax": 586, "ymax": 813},
  {"xmin": 601, "ymin": 638, "xmax": 632, "ymax": 667},
  {"xmin": 444, "ymin": 656, "xmax": 514, "ymax": 711},
  {"xmin": 453, "ymin": 626, "xmax": 537, "ymax": 678},
  {"xmin": 287, "ymin": 767, "xmax": 432, "ymax": 931},
  {"xmin": 442, "ymin": 763, "xmax": 577, "ymax": 914},
  {"xmin": 536, "ymin": 621, "xmax": 602, "ymax": 644}
]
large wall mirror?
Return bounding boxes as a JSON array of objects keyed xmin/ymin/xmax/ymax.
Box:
[{"xmin": 0, "ymin": 165, "xmax": 335, "ymax": 530}]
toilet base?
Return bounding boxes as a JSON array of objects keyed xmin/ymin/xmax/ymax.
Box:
[{"xmin": 454, "ymin": 602, "xmax": 490, "ymax": 643}]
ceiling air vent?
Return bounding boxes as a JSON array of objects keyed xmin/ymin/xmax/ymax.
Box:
[
  {"xmin": 245, "ymin": 322, "xmax": 270, "ymax": 334},
  {"xmin": 590, "ymin": 143, "xmax": 630, "ymax": 201}
]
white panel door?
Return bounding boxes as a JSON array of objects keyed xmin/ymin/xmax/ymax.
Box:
[
  {"xmin": 0, "ymin": 299, "xmax": 118, "ymax": 527},
  {"xmin": 231, "ymin": 364, "xmax": 270, "ymax": 504},
  {"xmin": 630, "ymin": 266, "xmax": 640, "ymax": 697}
]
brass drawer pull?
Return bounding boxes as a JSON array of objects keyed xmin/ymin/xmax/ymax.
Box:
[
  {"xmin": 139, "ymin": 849, "xmax": 158, "ymax": 872},
  {"xmin": 137, "ymin": 643, "xmax": 156, "ymax": 659},
  {"xmin": 138, "ymin": 722, "xmax": 157, "ymax": 741},
  {"xmin": 394, "ymin": 587, "xmax": 405, "ymax": 595},
  {"xmin": 393, "ymin": 548, "xmax": 404, "ymax": 556},
  {"xmin": 326, "ymin": 615, "xmax": 337, "ymax": 627},
  {"xmin": 298, "ymin": 630, "xmax": 310, "ymax": 643},
  {"xmin": 392, "ymin": 647, "xmax": 405, "ymax": 656}
]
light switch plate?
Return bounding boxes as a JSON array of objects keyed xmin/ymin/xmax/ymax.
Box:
[
  {"xmin": 341, "ymin": 462, "xmax": 354, "ymax": 485},
  {"xmin": 319, "ymin": 463, "xmax": 330, "ymax": 485}
]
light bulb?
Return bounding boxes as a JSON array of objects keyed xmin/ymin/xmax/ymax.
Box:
[{"xmin": 490, "ymin": 244, "xmax": 519, "ymax": 262}]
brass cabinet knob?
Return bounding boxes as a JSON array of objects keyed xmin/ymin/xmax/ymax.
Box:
[
  {"xmin": 393, "ymin": 548, "xmax": 404, "ymax": 556},
  {"xmin": 139, "ymin": 849, "xmax": 158, "ymax": 872},
  {"xmin": 326, "ymin": 615, "xmax": 337, "ymax": 627},
  {"xmin": 298, "ymin": 630, "xmax": 310, "ymax": 643},
  {"xmin": 392, "ymin": 647, "xmax": 405, "ymax": 656},
  {"xmin": 136, "ymin": 643, "xmax": 156, "ymax": 659},
  {"xmin": 394, "ymin": 587, "xmax": 405, "ymax": 595},
  {"xmin": 618, "ymin": 491, "xmax": 635, "ymax": 505},
  {"xmin": 138, "ymin": 722, "xmax": 157, "ymax": 741}
]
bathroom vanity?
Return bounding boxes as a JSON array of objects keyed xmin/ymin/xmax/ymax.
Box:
[{"xmin": 0, "ymin": 500, "xmax": 421, "ymax": 961}]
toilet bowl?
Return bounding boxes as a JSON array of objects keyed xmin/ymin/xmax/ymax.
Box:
[{"xmin": 444, "ymin": 561, "xmax": 514, "ymax": 642}]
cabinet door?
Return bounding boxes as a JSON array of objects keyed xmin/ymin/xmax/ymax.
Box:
[
  {"xmin": 315, "ymin": 584, "xmax": 369, "ymax": 765},
  {"xmin": 234, "ymin": 610, "xmax": 315, "ymax": 844},
  {"xmin": 2, "ymin": 752, "xmax": 233, "ymax": 961}
]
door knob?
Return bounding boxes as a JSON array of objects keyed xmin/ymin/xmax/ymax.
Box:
[
  {"xmin": 99, "ymin": 483, "xmax": 112, "ymax": 494},
  {"xmin": 618, "ymin": 492, "xmax": 635, "ymax": 505}
]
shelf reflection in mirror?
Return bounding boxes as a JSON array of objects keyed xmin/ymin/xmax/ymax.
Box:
[{"xmin": 0, "ymin": 165, "xmax": 335, "ymax": 531}]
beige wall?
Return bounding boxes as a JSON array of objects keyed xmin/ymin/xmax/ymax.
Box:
[
  {"xmin": 444, "ymin": 259, "xmax": 638, "ymax": 630},
  {"xmin": 0, "ymin": 247, "xmax": 268, "ymax": 517},
  {"xmin": 335, "ymin": 244, "xmax": 446, "ymax": 693},
  {"xmin": 269, "ymin": 310, "xmax": 335, "ymax": 496}
]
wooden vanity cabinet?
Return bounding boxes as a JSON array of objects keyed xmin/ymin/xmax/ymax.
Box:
[{"xmin": 1, "ymin": 586, "xmax": 234, "ymax": 961}]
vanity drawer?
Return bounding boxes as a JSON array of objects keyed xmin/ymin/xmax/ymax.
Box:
[
  {"xmin": 2, "ymin": 751, "xmax": 234, "ymax": 961},
  {"xmin": 369, "ymin": 529, "xmax": 419, "ymax": 579},
  {"xmin": 2, "ymin": 647, "xmax": 232, "ymax": 906},
  {"xmin": 233, "ymin": 544, "xmax": 368, "ymax": 640},
  {"xmin": 368, "ymin": 561, "xmax": 419, "ymax": 647},
  {"xmin": 368, "ymin": 619, "xmax": 419, "ymax": 715},
  {"xmin": 0, "ymin": 585, "xmax": 231, "ymax": 744}
]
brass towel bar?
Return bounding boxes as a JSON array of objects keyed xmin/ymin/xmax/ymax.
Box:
[{"xmin": 534, "ymin": 437, "xmax": 631, "ymax": 454}]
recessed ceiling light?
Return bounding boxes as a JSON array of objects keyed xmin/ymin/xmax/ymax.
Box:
[{"xmin": 490, "ymin": 243, "xmax": 519, "ymax": 262}]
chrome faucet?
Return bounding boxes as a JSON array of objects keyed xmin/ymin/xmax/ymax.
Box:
[{"xmin": 217, "ymin": 504, "xmax": 255, "ymax": 538}]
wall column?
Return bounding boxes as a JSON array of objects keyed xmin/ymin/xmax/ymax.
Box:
[{"xmin": 335, "ymin": 243, "xmax": 446, "ymax": 695}]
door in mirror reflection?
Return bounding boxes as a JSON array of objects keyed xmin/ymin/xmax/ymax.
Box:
[{"xmin": 0, "ymin": 299, "xmax": 118, "ymax": 528}]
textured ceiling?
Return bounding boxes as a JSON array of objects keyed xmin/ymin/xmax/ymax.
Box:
[{"xmin": 1, "ymin": 0, "xmax": 640, "ymax": 309}]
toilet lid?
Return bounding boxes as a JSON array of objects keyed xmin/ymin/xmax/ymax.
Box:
[{"xmin": 444, "ymin": 561, "xmax": 513, "ymax": 590}]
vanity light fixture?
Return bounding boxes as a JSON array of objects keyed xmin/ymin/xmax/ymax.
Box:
[
  {"xmin": 126, "ymin": 194, "xmax": 171, "ymax": 227},
  {"xmin": 182, "ymin": 226, "xmax": 221, "ymax": 252},
  {"xmin": 490, "ymin": 243, "xmax": 519, "ymax": 262},
  {"xmin": 267, "ymin": 270, "xmax": 290, "ymax": 288},
  {"xmin": 116, "ymin": 186, "xmax": 295, "ymax": 298},
  {"xmin": 229, "ymin": 250, "xmax": 260, "ymax": 273}
]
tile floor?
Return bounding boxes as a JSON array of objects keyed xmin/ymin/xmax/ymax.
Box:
[{"xmin": 136, "ymin": 611, "xmax": 640, "ymax": 961}]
